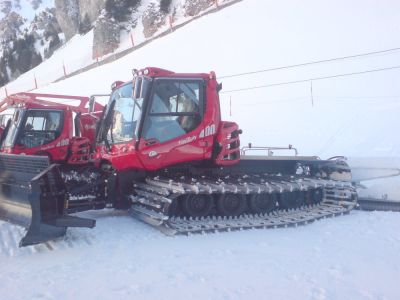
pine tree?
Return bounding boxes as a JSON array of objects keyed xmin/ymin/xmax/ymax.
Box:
[
  {"xmin": 160, "ymin": 0, "xmax": 172, "ymax": 14},
  {"xmin": 30, "ymin": 0, "xmax": 42, "ymax": 10},
  {"xmin": 79, "ymin": 13, "xmax": 92, "ymax": 34},
  {"xmin": 105, "ymin": 0, "xmax": 141, "ymax": 22}
]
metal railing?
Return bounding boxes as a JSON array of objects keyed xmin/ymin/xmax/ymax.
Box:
[
  {"xmin": 88, "ymin": 94, "xmax": 110, "ymax": 113},
  {"xmin": 240, "ymin": 143, "xmax": 298, "ymax": 156}
]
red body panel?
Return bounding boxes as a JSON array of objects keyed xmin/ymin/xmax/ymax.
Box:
[
  {"xmin": 137, "ymin": 121, "xmax": 207, "ymax": 171},
  {"xmin": 94, "ymin": 141, "xmax": 145, "ymax": 171},
  {"xmin": 214, "ymin": 121, "xmax": 241, "ymax": 165},
  {"xmin": 67, "ymin": 137, "xmax": 91, "ymax": 164},
  {"xmin": 79, "ymin": 111, "xmax": 103, "ymax": 142}
]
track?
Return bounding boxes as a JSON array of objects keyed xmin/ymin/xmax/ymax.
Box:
[
  {"xmin": 131, "ymin": 201, "xmax": 355, "ymax": 235},
  {"xmin": 130, "ymin": 175, "xmax": 357, "ymax": 235}
]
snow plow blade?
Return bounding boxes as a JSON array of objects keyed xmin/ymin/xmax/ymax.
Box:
[{"xmin": 0, "ymin": 154, "xmax": 95, "ymax": 247}]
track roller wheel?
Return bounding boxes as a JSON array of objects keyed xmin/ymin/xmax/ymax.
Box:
[
  {"xmin": 304, "ymin": 190, "xmax": 313, "ymax": 205},
  {"xmin": 248, "ymin": 193, "xmax": 277, "ymax": 214},
  {"xmin": 278, "ymin": 191, "xmax": 305, "ymax": 210},
  {"xmin": 297, "ymin": 191, "xmax": 306, "ymax": 207},
  {"xmin": 181, "ymin": 194, "xmax": 213, "ymax": 217},
  {"xmin": 216, "ymin": 194, "xmax": 247, "ymax": 216},
  {"xmin": 167, "ymin": 198, "xmax": 180, "ymax": 216},
  {"xmin": 307, "ymin": 188, "xmax": 323, "ymax": 204}
]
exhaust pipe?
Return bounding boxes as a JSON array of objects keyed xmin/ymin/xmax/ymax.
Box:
[{"xmin": 0, "ymin": 154, "xmax": 95, "ymax": 247}]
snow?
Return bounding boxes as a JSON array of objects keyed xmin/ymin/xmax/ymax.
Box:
[
  {"xmin": 1, "ymin": 211, "xmax": 400, "ymax": 299},
  {"xmin": 1, "ymin": 0, "xmax": 400, "ymax": 298},
  {"xmin": 3, "ymin": 29, "xmax": 95, "ymax": 93}
]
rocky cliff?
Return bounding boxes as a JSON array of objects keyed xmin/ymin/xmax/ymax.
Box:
[{"xmin": 0, "ymin": 4, "xmax": 62, "ymax": 86}]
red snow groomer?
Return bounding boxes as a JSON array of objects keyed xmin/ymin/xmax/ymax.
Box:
[
  {"xmin": 0, "ymin": 68, "xmax": 357, "ymax": 247},
  {"xmin": 0, "ymin": 93, "xmax": 104, "ymax": 245}
]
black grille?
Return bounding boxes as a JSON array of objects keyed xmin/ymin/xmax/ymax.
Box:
[{"xmin": 0, "ymin": 154, "xmax": 50, "ymax": 184}]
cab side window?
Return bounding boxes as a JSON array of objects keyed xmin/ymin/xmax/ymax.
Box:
[
  {"xmin": 143, "ymin": 80, "xmax": 203, "ymax": 143},
  {"xmin": 17, "ymin": 111, "xmax": 63, "ymax": 148}
]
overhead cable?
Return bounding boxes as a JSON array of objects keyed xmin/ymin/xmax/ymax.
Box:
[
  {"xmin": 218, "ymin": 47, "xmax": 400, "ymax": 79},
  {"xmin": 221, "ymin": 65, "xmax": 400, "ymax": 93}
]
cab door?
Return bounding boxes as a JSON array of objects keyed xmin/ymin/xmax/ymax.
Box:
[
  {"xmin": 138, "ymin": 78, "xmax": 207, "ymax": 170},
  {"xmin": 99, "ymin": 80, "xmax": 146, "ymax": 171}
]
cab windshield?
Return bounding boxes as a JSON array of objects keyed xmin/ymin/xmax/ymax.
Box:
[
  {"xmin": 0, "ymin": 108, "xmax": 14, "ymax": 128},
  {"xmin": 108, "ymin": 76, "xmax": 151, "ymax": 144},
  {"xmin": 1, "ymin": 108, "xmax": 63, "ymax": 149},
  {"xmin": 2, "ymin": 108, "xmax": 23, "ymax": 148}
]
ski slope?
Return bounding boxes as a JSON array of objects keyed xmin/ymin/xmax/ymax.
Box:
[
  {"xmin": 1, "ymin": 0, "xmax": 400, "ymax": 299},
  {"xmin": 1, "ymin": 210, "xmax": 400, "ymax": 300}
]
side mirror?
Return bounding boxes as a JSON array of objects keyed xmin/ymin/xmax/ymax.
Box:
[{"xmin": 88, "ymin": 96, "xmax": 95, "ymax": 113}]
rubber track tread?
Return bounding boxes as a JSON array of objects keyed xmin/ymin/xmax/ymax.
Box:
[{"xmin": 131, "ymin": 175, "xmax": 357, "ymax": 235}]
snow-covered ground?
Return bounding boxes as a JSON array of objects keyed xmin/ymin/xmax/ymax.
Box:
[
  {"xmin": 1, "ymin": 0, "xmax": 400, "ymax": 299},
  {"xmin": 1, "ymin": 210, "xmax": 400, "ymax": 300}
]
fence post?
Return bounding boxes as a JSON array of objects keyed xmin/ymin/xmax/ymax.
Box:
[
  {"xmin": 34, "ymin": 74, "xmax": 38, "ymax": 89},
  {"xmin": 169, "ymin": 15, "xmax": 174, "ymax": 31},
  {"xmin": 130, "ymin": 33, "xmax": 135, "ymax": 47},
  {"xmin": 95, "ymin": 50, "xmax": 99, "ymax": 65},
  {"xmin": 229, "ymin": 96, "xmax": 232, "ymax": 116},
  {"xmin": 63, "ymin": 61, "xmax": 67, "ymax": 77},
  {"xmin": 5, "ymin": 86, "xmax": 8, "ymax": 97}
]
